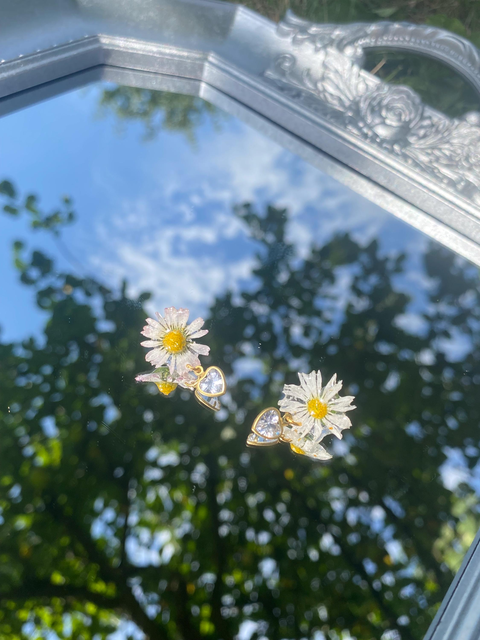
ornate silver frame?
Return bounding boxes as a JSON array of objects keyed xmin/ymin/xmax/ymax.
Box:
[{"xmin": 1, "ymin": 1, "xmax": 480, "ymax": 638}]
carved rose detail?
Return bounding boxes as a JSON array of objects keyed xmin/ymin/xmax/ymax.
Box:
[
  {"xmin": 356, "ymin": 85, "xmax": 424, "ymax": 142},
  {"xmin": 265, "ymin": 23, "xmax": 480, "ymax": 205}
]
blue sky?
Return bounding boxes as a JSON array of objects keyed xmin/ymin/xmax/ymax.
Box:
[{"xmin": 0, "ymin": 81, "xmax": 430, "ymax": 345}]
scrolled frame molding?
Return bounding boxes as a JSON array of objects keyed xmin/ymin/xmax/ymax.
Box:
[
  {"xmin": 266, "ymin": 12, "xmax": 480, "ymax": 224},
  {"xmin": 1, "ymin": 1, "xmax": 480, "ymax": 639},
  {"xmin": 278, "ymin": 11, "xmax": 480, "ymax": 94}
]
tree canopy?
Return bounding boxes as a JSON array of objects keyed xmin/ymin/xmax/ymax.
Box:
[{"xmin": 1, "ymin": 179, "xmax": 480, "ymax": 640}]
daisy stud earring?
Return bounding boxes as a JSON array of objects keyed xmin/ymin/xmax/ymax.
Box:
[
  {"xmin": 247, "ymin": 370, "xmax": 355, "ymax": 460},
  {"xmin": 135, "ymin": 306, "xmax": 227, "ymax": 411}
]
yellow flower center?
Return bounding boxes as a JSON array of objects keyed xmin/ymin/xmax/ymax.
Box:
[
  {"xmin": 155, "ymin": 381, "xmax": 178, "ymax": 396},
  {"xmin": 290, "ymin": 443, "xmax": 305, "ymax": 455},
  {"xmin": 162, "ymin": 329, "xmax": 187, "ymax": 354},
  {"xmin": 307, "ymin": 398, "xmax": 328, "ymax": 420}
]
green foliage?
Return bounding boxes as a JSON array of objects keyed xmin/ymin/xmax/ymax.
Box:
[
  {"xmin": 1, "ymin": 185, "xmax": 480, "ymax": 639},
  {"xmin": 0, "ymin": 180, "xmax": 75, "ymax": 234},
  {"xmin": 99, "ymin": 87, "xmax": 223, "ymax": 143}
]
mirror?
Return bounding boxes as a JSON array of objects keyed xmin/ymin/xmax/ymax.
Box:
[{"xmin": 1, "ymin": 81, "xmax": 479, "ymax": 639}]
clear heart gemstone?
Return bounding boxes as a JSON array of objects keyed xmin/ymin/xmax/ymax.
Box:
[
  {"xmin": 247, "ymin": 432, "xmax": 279, "ymax": 446},
  {"xmin": 254, "ymin": 409, "xmax": 282, "ymax": 439},
  {"xmin": 198, "ymin": 368, "xmax": 225, "ymax": 396},
  {"xmin": 197, "ymin": 393, "xmax": 220, "ymax": 411}
]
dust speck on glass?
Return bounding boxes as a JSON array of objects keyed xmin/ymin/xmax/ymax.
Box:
[{"xmin": 0, "ymin": 80, "xmax": 479, "ymax": 640}]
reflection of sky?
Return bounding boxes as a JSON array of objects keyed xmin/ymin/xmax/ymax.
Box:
[
  {"xmin": 0, "ymin": 82, "xmax": 429, "ymax": 346},
  {"xmin": 1, "ymin": 82, "xmax": 479, "ymax": 639}
]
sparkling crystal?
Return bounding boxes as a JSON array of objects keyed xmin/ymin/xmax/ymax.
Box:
[
  {"xmin": 255, "ymin": 409, "xmax": 282, "ymax": 439},
  {"xmin": 247, "ymin": 432, "xmax": 278, "ymax": 446},
  {"xmin": 197, "ymin": 393, "xmax": 220, "ymax": 411},
  {"xmin": 198, "ymin": 368, "xmax": 225, "ymax": 395}
]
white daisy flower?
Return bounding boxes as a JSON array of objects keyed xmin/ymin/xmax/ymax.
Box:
[
  {"xmin": 278, "ymin": 370, "xmax": 355, "ymax": 445},
  {"xmin": 135, "ymin": 367, "xmax": 196, "ymax": 396},
  {"xmin": 140, "ymin": 307, "xmax": 209, "ymax": 376}
]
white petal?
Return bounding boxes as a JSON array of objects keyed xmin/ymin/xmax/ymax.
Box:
[
  {"xmin": 141, "ymin": 325, "xmax": 161, "ymax": 340},
  {"xmin": 296, "ymin": 414, "xmax": 315, "ymax": 438},
  {"xmin": 282, "ymin": 384, "xmax": 308, "ymax": 402},
  {"xmin": 175, "ymin": 308, "xmax": 190, "ymax": 327},
  {"xmin": 323, "ymin": 417, "xmax": 343, "ymax": 439},
  {"xmin": 136, "ymin": 372, "xmax": 162, "ymax": 383},
  {"xmin": 329, "ymin": 396, "xmax": 356, "ymax": 411},
  {"xmin": 311, "ymin": 423, "xmax": 331, "ymax": 442},
  {"xmin": 140, "ymin": 340, "xmax": 161, "ymax": 348},
  {"xmin": 153, "ymin": 313, "xmax": 168, "ymax": 329},
  {"xmin": 189, "ymin": 343, "xmax": 210, "ymax": 356},
  {"xmin": 322, "ymin": 382, "xmax": 343, "ymax": 403},
  {"xmin": 173, "ymin": 351, "xmax": 196, "ymax": 373},
  {"xmin": 186, "ymin": 317, "xmax": 205, "ymax": 336},
  {"xmin": 298, "ymin": 372, "xmax": 317, "ymax": 398},
  {"xmin": 326, "ymin": 413, "xmax": 352, "ymax": 430},
  {"xmin": 289, "ymin": 409, "xmax": 310, "ymax": 431},
  {"xmin": 164, "ymin": 307, "xmax": 177, "ymax": 326},
  {"xmin": 305, "ymin": 443, "xmax": 332, "ymax": 460},
  {"xmin": 325, "ymin": 373, "xmax": 337, "ymax": 387},
  {"xmin": 278, "ymin": 398, "xmax": 306, "ymax": 414},
  {"xmin": 189, "ymin": 329, "xmax": 208, "ymax": 339},
  {"xmin": 146, "ymin": 317, "xmax": 161, "ymax": 329},
  {"xmin": 146, "ymin": 350, "xmax": 169, "ymax": 366},
  {"xmin": 315, "ymin": 370, "xmax": 323, "ymax": 396}
]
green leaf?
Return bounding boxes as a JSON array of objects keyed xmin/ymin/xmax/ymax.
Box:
[
  {"xmin": 425, "ymin": 14, "xmax": 467, "ymax": 37},
  {"xmin": 0, "ymin": 180, "xmax": 16, "ymax": 198},
  {"xmin": 3, "ymin": 204, "xmax": 18, "ymax": 216},
  {"xmin": 25, "ymin": 194, "xmax": 38, "ymax": 213},
  {"xmin": 373, "ymin": 7, "xmax": 398, "ymax": 18}
]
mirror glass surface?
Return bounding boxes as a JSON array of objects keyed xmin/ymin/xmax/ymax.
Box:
[{"xmin": 1, "ymin": 82, "xmax": 479, "ymax": 640}]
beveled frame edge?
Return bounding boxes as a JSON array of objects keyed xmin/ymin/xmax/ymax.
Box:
[
  {"xmin": 0, "ymin": 3, "xmax": 480, "ymax": 639},
  {"xmin": 424, "ymin": 526, "xmax": 480, "ymax": 640}
]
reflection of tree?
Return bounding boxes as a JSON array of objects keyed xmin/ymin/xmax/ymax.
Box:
[
  {"xmin": 99, "ymin": 86, "xmax": 221, "ymax": 142},
  {"xmin": 1, "ymin": 187, "xmax": 480, "ymax": 640}
]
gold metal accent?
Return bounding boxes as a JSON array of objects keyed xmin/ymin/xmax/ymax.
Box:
[
  {"xmin": 184, "ymin": 363, "xmax": 227, "ymax": 412},
  {"xmin": 279, "ymin": 412, "xmax": 300, "ymax": 442},
  {"xmin": 246, "ymin": 433, "xmax": 279, "ymax": 447},
  {"xmin": 247, "ymin": 407, "xmax": 305, "ymax": 448},
  {"xmin": 250, "ymin": 409, "xmax": 301, "ymax": 440}
]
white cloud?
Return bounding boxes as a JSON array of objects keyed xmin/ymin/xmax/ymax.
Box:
[{"xmin": 86, "ymin": 114, "xmax": 424, "ymax": 318}]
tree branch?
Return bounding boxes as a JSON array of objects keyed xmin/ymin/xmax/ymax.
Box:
[
  {"xmin": 44, "ymin": 500, "xmax": 169, "ymax": 640},
  {"xmin": 1, "ymin": 580, "xmax": 122, "ymax": 610},
  {"xmin": 287, "ymin": 484, "xmax": 416, "ymax": 640}
]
